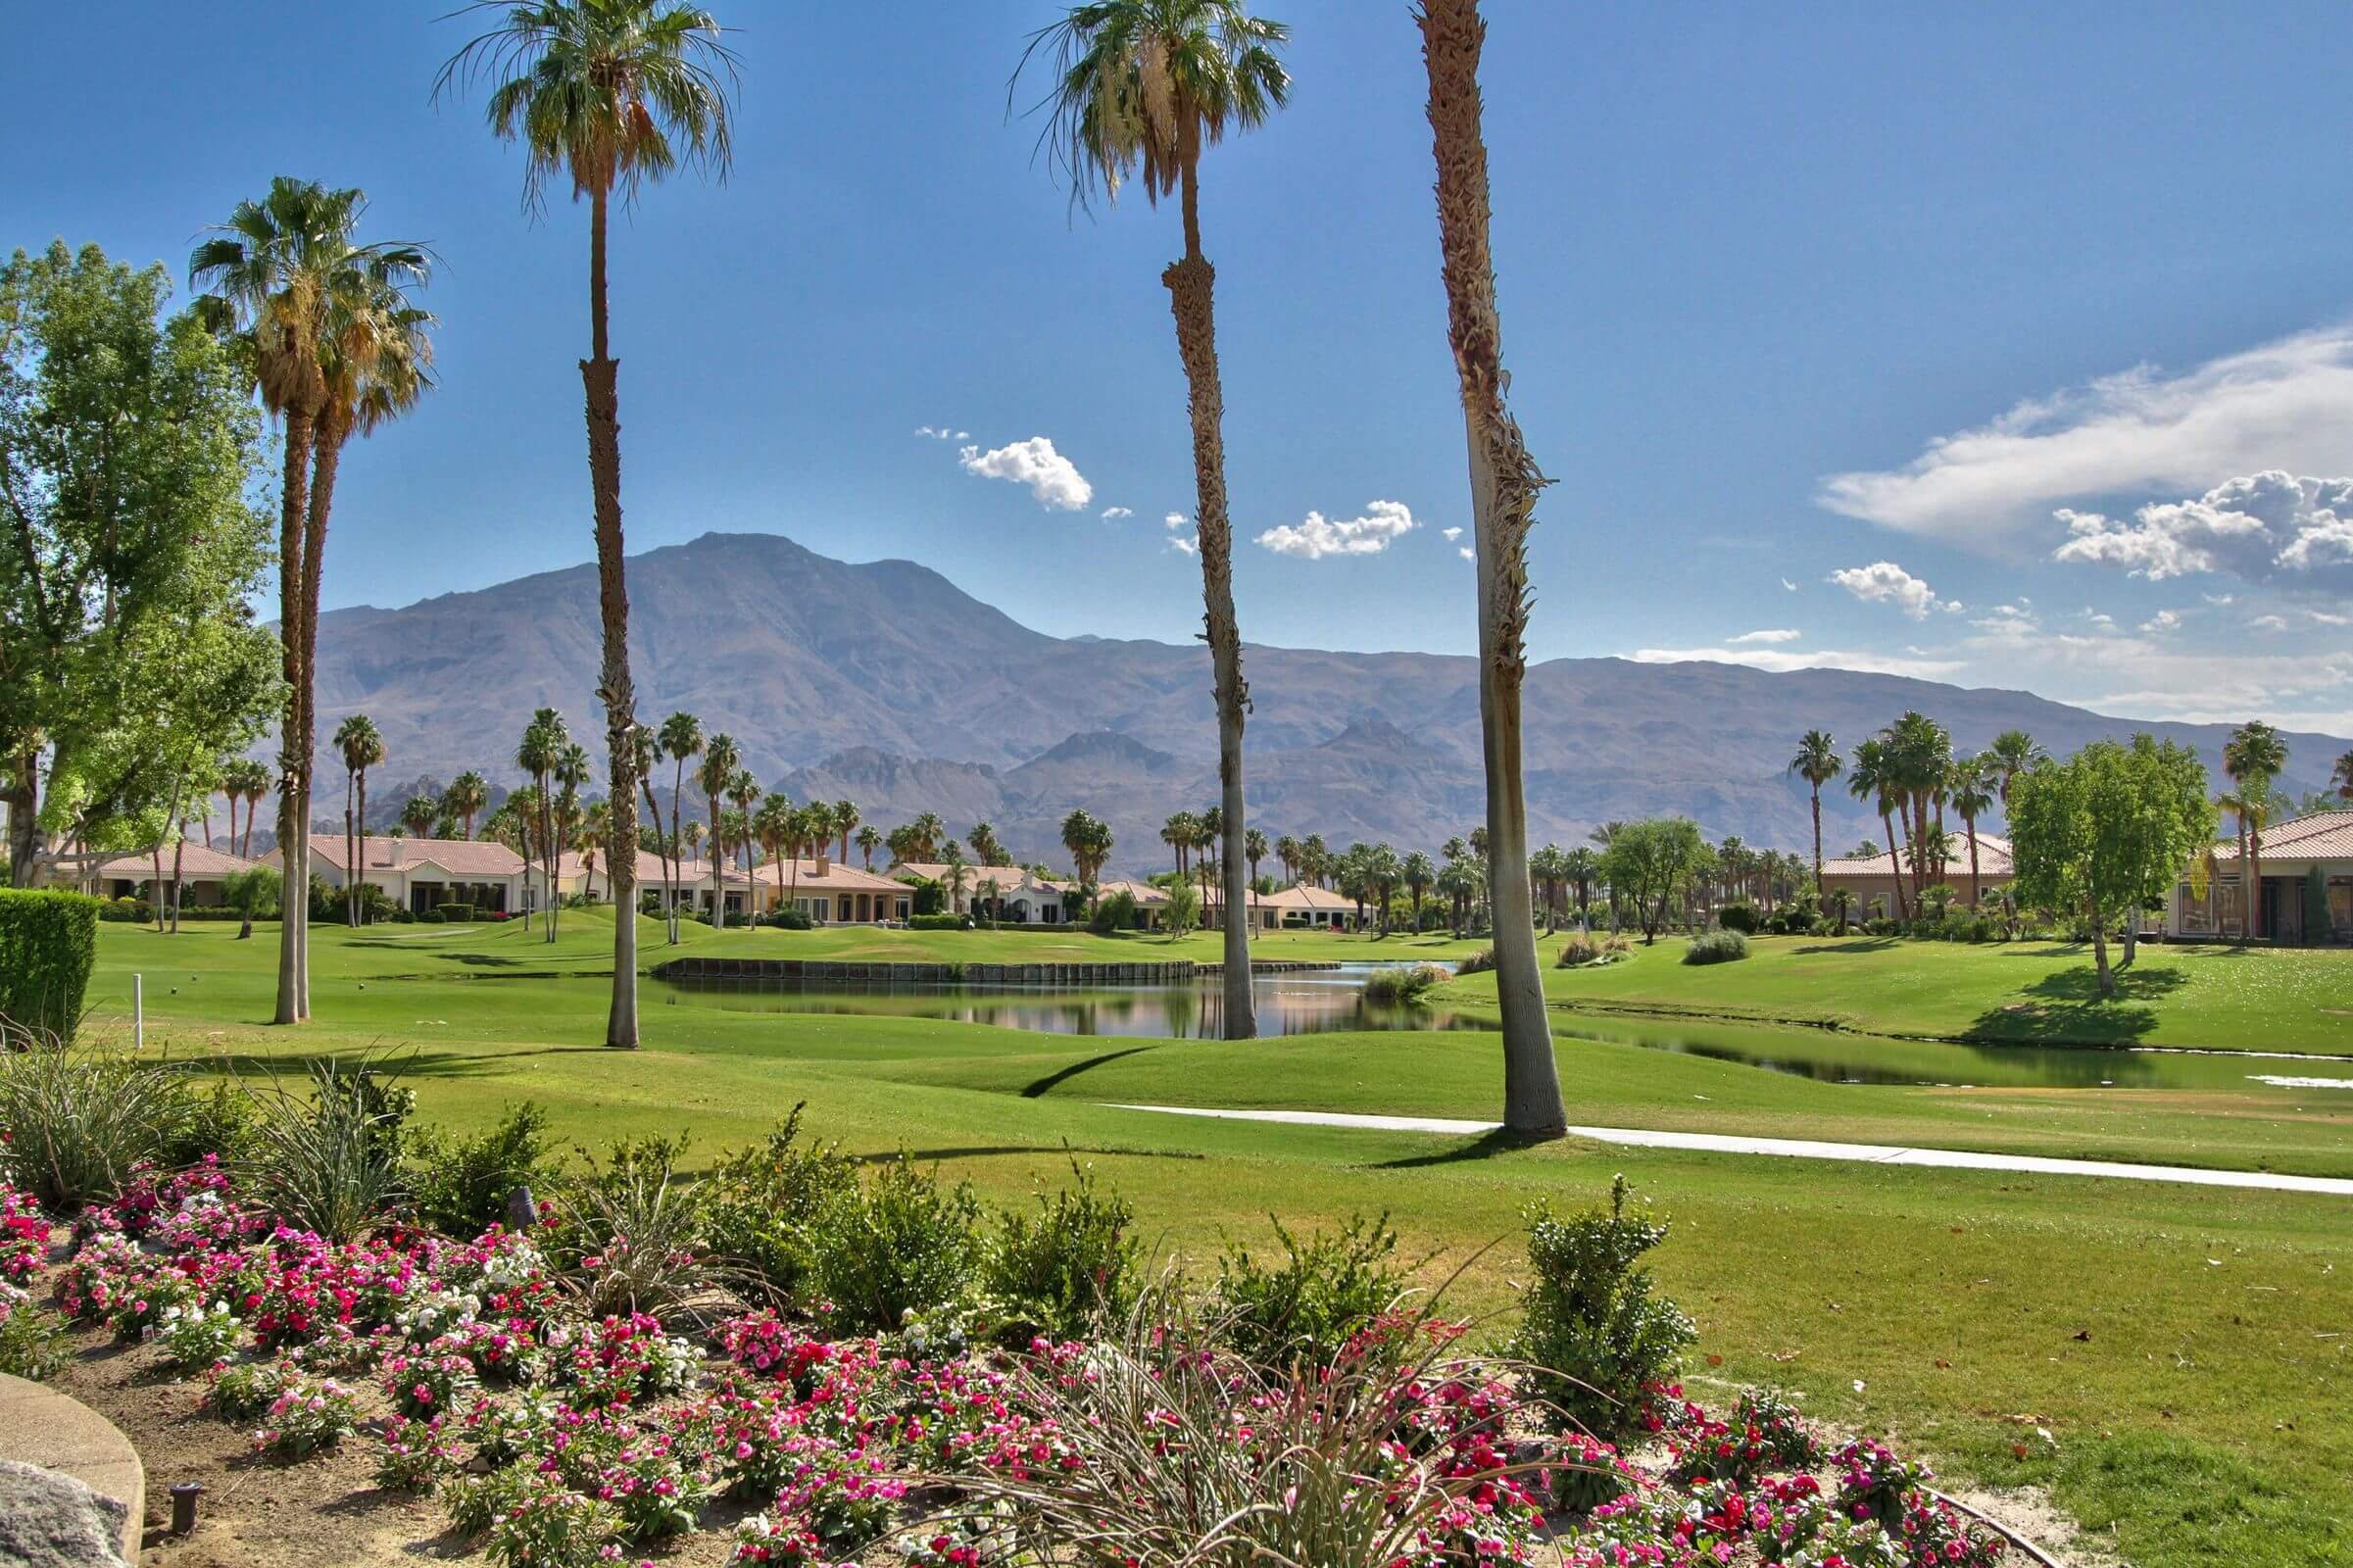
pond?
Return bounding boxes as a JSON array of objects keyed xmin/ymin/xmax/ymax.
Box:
[
  {"xmin": 654, "ymin": 962, "xmax": 1486, "ymax": 1041},
  {"xmin": 654, "ymin": 964, "xmax": 2353, "ymax": 1094}
]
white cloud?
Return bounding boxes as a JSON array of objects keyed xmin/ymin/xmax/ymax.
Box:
[
  {"xmin": 1817, "ymin": 327, "xmax": 2353, "ymax": 540},
  {"xmin": 1781, "ymin": 577, "xmax": 1799, "ymax": 592},
  {"xmin": 2140, "ymin": 609, "xmax": 2182, "ymax": 633},
  {"xmin": 1163, "ymin": 512, "xmax": 1189, "ymax": 530},
  {"xmin": 1828, "ymin": 561, "xmax": 1961, "ymax": 619},
  {"xmin": 914, "ymin": 424, "xmax": 965, "ymax": 440},
  {"xmin": 1254, "ymin": 499, "xmax": 1420, "ymax": 561},
  {"xmin": 1169, "ymin": 533, "xmax": 1199, "ymax": 557},
  {"xmin": 1458, "ymin": 546, "xmax": 1475, "ymax": 561},
  {"xmin": 2253, "ymin": 613, "xmax": 2289, "ymax": 630},
  {"xmin": 2052, "ymin": 472, "xmax": 2353, "ymax": 591},
  {"xmin": 1100, "ymin": 505, "xmax": 1133, "ymax": 520},
  {"xmin": 1442, "ymin": 526, "xmax": 1463, "ymax": 542},
  {"xmin": 1727, "ymin": 628, "xmax": 1801, "ymax": 645},
  {"xmin": 956, "ymin": 437, "xmax": 1094, "ymax": 511},
  {"xmin": 1630, "ymin": 646, "xmax": 1966, "ymax": 679},
  {"xmin": 2312, "ymin": 610, "xmax": 2353, "ymax": 626}
]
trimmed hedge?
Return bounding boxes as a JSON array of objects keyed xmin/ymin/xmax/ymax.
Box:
[
  {"xmin": 0, "ymin": 887, "xmax": 101, "ymax": 1039},
  {"xmin": 438, "ymin": 903, "xmax": 474, "ymax": 922},
  {"xmin": 907, "ymin": 911, "xmax": 971, "ymax": 931},
  {"xmin": 1683, "ymin": 929, "xmax": 1749, "ymax": 965}
]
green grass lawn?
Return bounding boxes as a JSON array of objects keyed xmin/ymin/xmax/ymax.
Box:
[{"xmin": 74, "ymin": 914, "xmax": 2353, "ymax": 1567}]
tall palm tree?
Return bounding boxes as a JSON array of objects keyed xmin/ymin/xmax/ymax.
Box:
[
  {"xmin": 753, "ymin": 795, "xmax": 793, "ymax": 916},
  {"xmin": 696, "ymin": 732, "xmax": 742, "ymax": 927},
  {"xmin": 191, "ymin": 177, "xmax": 432, "ymax": 1024},
  {"xmin": 444, "ymin": 770, "xmax": 490, "ymax": 840},
  {"xmin": 400, "ymin": 796, "xmax": 436, "ymax": 841},
  {"xmin": 909, "ymin": 812, "xmax": 946, "ymax": 861},
  {"xmin": 1020, "ymin": 0, "xmax": 1290, "ymax": 1038},
  {"xmin": 1162, "ymin": 810, "xmax": 1197, "ymax": 879},
  {"xmin": 1847, "ymin": 738, "xmax": 1905, "ymax": 922},
  {"xmin": 1948, "ymin": 755, "xmax": 1995, "ymax": 908},
  {"xmin": 1417, "ymin": 0, "xmax": 1561, "ymax": 1134},
  {"xmin": 1985, "ymin": 729, "xmax": 2043, "ymax": 808},
  {"xmin": 1060, "ymin": 808, "xmax": 1112, "ymax": 910},
  {"xmin": 1562, "ymin": 846, "xmax": 1597, "ymax": 922},
  {"xmin": 1787, "ymin": 729, "xmax": 1842, "ymax": 892},
  {"xmin": 850, "ymin": 823, "xmax": 878, "ymax": 869},
  {"xmin": 515, "ymin": 709, "xmax": 568, "ymax": 940},
  {"xmin": 1244, "ymin": 825, "xmax": 1268, "ymax": 893},
  {"xmin": 220, "ymin": 759, "xmax": 269, "ymax": 857},
  {"xmin": 832, "ymin": 799, "xmax": 858, "ymax": 864},
  {"xmin": 2224, "ymin": 720, "xmax": 2288, "ymax": 941},
  {"xmin": 333, "ymin": 715, "xmax": 386, "ymax": 926},
  {"xmin": 657, "ymin": 711, "xmax": 703, "ymax": 928},
  {"xmin": 1402, "ymin": 849, "xmax": 1436, "ymax": 932},
  {"xmin": 440, "ymin": 0, "xmax": 738, "ymax": 1048}
]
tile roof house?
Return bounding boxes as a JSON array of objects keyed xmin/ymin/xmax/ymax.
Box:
[
  {"xmin": 89, "ymin": 843, "xmax": 258, "ymax": 908},
  {"xmin": 265, "ymin": 834, "xmax": 528, "ymax": 916},
  {"xmin": 2168, "ymin": 809, "xmax": 2353, "ymax": 945},
  {"xmin": 890, "ymin": 861, "xmax": 1077, "ymax": 923},
  {"xmin": 1817, "ymin": 832, "xmax": 2013, "ymax": 916}
]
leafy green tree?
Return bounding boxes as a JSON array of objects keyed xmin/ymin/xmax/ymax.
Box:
[
  {"xmin": 1599, "ymin": 818, "xmax": 1708, "ymax": 945},
  {"xmin": 1, "ymin": 242, "xmax": 278, "ymax": 892},
  {"xmin": 1020, "ymin": 0, "xmax": 1291, "ymax": 1040},
  {"xmin": 2008, "ymin": 737, "xmax": 2216, "ymax": 997},
  {"xmin": 440, "ymin": 0, "xmax": 739, "ymax": 1047},
  {"xmin": 221, "ymin": 865, "xmax": 282, "ymax": 941}
]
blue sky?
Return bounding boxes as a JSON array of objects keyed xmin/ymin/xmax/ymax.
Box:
[{"xmin": 9, "ymin": 1, "xmax": 2353, "ymax": 734}]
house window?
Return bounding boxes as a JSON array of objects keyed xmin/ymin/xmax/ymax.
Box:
[
  {"xmin": 2330, "ymin": 876, "xmax": 2353, "ymax": 940},
  {"xmin": 2177, "ymin": 881, "xmax": 2214, "ymax": 934}
]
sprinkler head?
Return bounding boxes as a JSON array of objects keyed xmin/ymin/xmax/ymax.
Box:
[{"xmin": 169, "ymin": 1482, "xmax": 204, "ymax": 1536}]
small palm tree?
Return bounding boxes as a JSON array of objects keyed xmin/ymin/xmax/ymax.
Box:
[
  {"xmin": 2224, "ymin": 720, "xmax": 2289, "ymax": 941},
  {"xmin": 439, "ymin": 0, "xmax": 739, "ymax": 1048},
  {"xmin": 1846, "ymin": 738, "xmax": 1905, "ymax": 922},
  {"xmin": 753, "ymin": 795, "xmax": 793, "ymax": 916},
  {"xmin": 1788, "ymin": 729, "xmax": 1842, "ymax": 892},
  {"xmin": 657, "ymin": 711, "xmax": 703, "ymax": 927},
  {"xmin": 332, "ymin": 714, "xmax": 385, "ymax": 927},
  {"xmin": 2332, "ymin": 749, "xmax": 2353, "ymax": 804},
  {"xmin": 1060, "ymin": 808, "xmax": 1113, "ymax": 911},
  {"xmin": 855, "ymin": 823, "xmax": 882, "ymax": 869},
  {"xmin": 516, "ymin": 709, "xmax": 569, "ymax": 940},
  {"xmin": 443, "ymin": 769, "xmax": 490, "ymax": 840},
  {"xmin": 696, "ymin": 733, "xmax": 742, "ymax": 926},
  {"xmin": 832, "ymin": 799, "xmax": 858, "ymax": 863},
  {"xmin": 911, "ymin": 811, "xmax": 946, "ymax": 860},
  {"xmin": 1019, "ymin": 0, "xmax": 1290, "ymax": 1038},
  {"xmin": 1985, "ymin": 729, "xmax": 2043, "ymax": 808},
  {"xmin": 400, "ymin": 796, "xmax": 436, "ymax": 841},
  {"xmin": 1402, "ymin": 849, "xmax": 1436, "ymax": 932}
]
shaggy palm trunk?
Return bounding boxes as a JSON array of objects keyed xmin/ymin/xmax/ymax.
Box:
[
  {"xmin": 296, "ymin": 424, "xmax": 350, "ymax": 1011},
  {"xmin": 2234, "ymin": 816, "xmax": 2250, "ymax": 941},
  {"xmin": 709, "ymin": 793, "xmax": 725, "ymax": 928},
  {"xmin": 273, "ymin": 404, "xmax": 318, "ymax": 1026},
  {"xmin": 1809, "ymin": 786, "xmax": 1824, "ymax": 891},
  {"xmin": 2249, "ymin": 817, "xmax": 2266, "ymax": 942},
  {"xmin": 670, "ymin": 761, "xmax": 690, "ymax": 936},
  {"xmin": 1880, "ymin": 806, "xmax": 1906, "ymax": 921},
  {"xmin": 1164, "ymin": 157, "xmax": 1256, "ymax": 1041},
  {"xmin": 1967, "ymin": 825, "xmax": 1981, "ymax": 907},
  {"xmin": 582, "ymin": 186, "xmax": 641, "ymax": 1048},
  {"xmin": 1423, "ymin": 0, "xmax": 1564, "ymax": 1138}
]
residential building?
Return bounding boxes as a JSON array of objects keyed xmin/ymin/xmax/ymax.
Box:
[
  {"xmin": 890, "ymin": 860, "xmax": 1075, "ymax": 923},
  {"xmin": 2168, "ymin": 809, "xmax": 2353, "ymax": 945},
  {"xmin": 268, "ymin": 834, "xmax": 527, "ymax": 917},
  {"xmin": 1817, "ymin": 834, "xmax": 2014, "ymax": 918},
  {"xmin": 89, "ymin": 843, "xmax": 257, "ymax": 909}
]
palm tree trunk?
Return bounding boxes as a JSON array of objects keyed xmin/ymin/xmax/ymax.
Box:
[
  {"xmin": 1968, "ymin": 824, "xmax": 1981, "ymax": 907},
  {"xmin": 670, "ymin": 760, "xmax": 689, "ymax": 935},
  {"xmin": 1163, "ymin": 157, "xmax": 1256, "ymax": 1042},
  {"xmin": 1880, "ymin": 806, "xmax": 1904, "ymax": 921},
  {"xmin": 2236, "ymin": 814, "xmax": 2251, "ymax": 942},
  {"xmin": 1423, "ymin": 0, "xmax": 1563, "ymax": 1138},
  {"xmin": 344, "ymin": 767, "xmax": 357, "ymax": 927},
  {"xmin": 272, "ymin": 405, "xmax": 318, "ymax": 1026},
  {"xmin": 582, "ymin": 184, "xmax": 640, "ymax": 1047},
  {"xmin": 1810, "ymin": 786, "xmax": 1824, "ymax": 892},
  {"xmin": 2250, "ymin": 815, "xmax": 2266, "ymax": 942},
  {"xmin": 709, "ymin": 794, "xmax": 724, "ymax": 928}
]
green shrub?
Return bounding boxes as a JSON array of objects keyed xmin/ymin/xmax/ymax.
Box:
[
  {"xmin": 907, "ymin": 911, "xmax": 970, "ymax": 932},
  {"xmin": 420, "ymin": 909, "xmax": 445, "ymax": 923},
  {"xmin": 439, "ymin": 903, "xmax": 474, "ymax": 923},
  {"xmin": 1089, "ymin": 888, "xmax": 1140, "ymax": 934},
  {"xmin": 0, "ymin": 888, "xmax": 100, "ymax": 1039},
  {"xmin": 1361, "ymin": 963, "xmax": 1449, "ymax": 1004},
  {"xmin": 0, "ymin": 1046, "xmax": 194, "ymax": 1208},
  {"xmin": 1212, "ymin": 1212, "xmax": 1403, "ymax": 1369},
  {"xmin": 1454, "ymin": 946, "xmax": 1495, "ymax": 976},
  {"xmin": 408, "ymin": 1102, "xmax": 553, "ymax": 1238},
  {"xmin": 548, "ymin": 1135, "xmax": 723, "ymax": 1317},
  {"xmin": 762, "ymin": 908, "xmax": 811, "ymax": 930},
  {"xmin": 160, "ymin": 1079, "xmax": 263, "ymax": 1170},
  {"xmin": 1511, "ymin": 1176, "xmax": 1695, "ymax": 1442},
  {"xmin": 0, "ymin": 1291, "xmax": 70, "ymax": 1381},
  {"xmin": 96, "ymin": 896, "xmax": 150, "ymax": 923},
  {"xmin": 703, "ymin": 1106, "xmax": 858, "ymax": 1299},
  {"xmin": 1683, "ymin": 930, "xmax": 1748, "ymax": 965},
  {"xmin": 1716, "ymin": 902, "xmax": 1761, "ymax": 935},
  {"xmin": 983, "ymin": 1159, "xmax": 1142, "ymax": 1344},
  {"xmin": 241, "ymin": 1056, "xmax": 414, "ymax": 1242},
  {"xmin": 807, "ymin": 1155, "xmax": 983, "ymax": 1333}
]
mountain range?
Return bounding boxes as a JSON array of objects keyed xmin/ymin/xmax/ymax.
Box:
[{"xmin": 310, "ymin": 531, "xmax": 2350, "ymax": 874}]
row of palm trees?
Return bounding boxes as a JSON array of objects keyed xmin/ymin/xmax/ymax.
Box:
[{"xmin": 199, "ymin": 0, "xmax": 1568, "ymax": 1132}]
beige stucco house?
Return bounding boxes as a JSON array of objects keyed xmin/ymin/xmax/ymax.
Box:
[
  {"xmin": 1817, "ymin": 833, "xmax": 2014, "ymax": 917},
  {"xmin": 268, "ymin": 834, "xmax": 528, "ymax": 917},
  {"xmin": 2168, "ymin": 809, "xmax": 2353, "ymax": 945}
]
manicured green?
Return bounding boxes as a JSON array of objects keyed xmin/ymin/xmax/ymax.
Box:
[
  {"xmin": 1497, "ymin": 930, "xmax": 2353, "ymax": 1054},
  {"xmin": 74, "ymin": 913, "xmax": 2353, "ymax": 1568},
  {"xmin": 0, "ymin": 887, "xmax": 100, "ymax": 1038}
]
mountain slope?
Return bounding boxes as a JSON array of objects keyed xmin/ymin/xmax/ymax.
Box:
[{"xmin": 311, "ymin": 531, "xmax": 2350, "ymax": 873}]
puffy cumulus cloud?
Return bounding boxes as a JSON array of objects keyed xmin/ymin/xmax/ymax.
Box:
[
  {"xmin": 2052, "ymin": 471, "xmax": 2353, "ymax": 590},
  {"xmin": 1970, "ymin": 603, "xmax": 2040, "ymax": 640},
  {"xmin": 1630, "ymin": 646, "xmax": 1966, "ymax": 679},
  {"xmin": 1254, "ymin": 499, "xmax": 1419, "ymax": 561},
  {"xmin": 1828, "ymin": 561, "xmax": 1961, "ymax": 619},
  {"xmin": 956, "ymin": 437, "xmax": 1093, "ymax": 511},
  {"xmin": 1168, "ymin": 532, "xmax": 1199, "ymax": 557},
  {"xmin": 1458, "ymin": 546, "xmax": 1475, "ymax": 561},
  {"xmin": 1100, "ymin": 505, "xmax": 1133, "ymax": 520},
  {"xmin": 1163, "ymin": 512, "xmax": 1189, "ymax": 530},
  {"xmin": 1442, "ymin": 526, "xmax": 1463, "ymax": 541},
  {"xmin": 1727, "ymin": 628, "xmax": 1801, "ymax": 645},
  {"xmin": 1817, "ymin": 327, "xmax": 2353, "ymax": 538},
  {"xmin": 2140, "ymin": 609, "xmax": 2182, "ymax": 634}
]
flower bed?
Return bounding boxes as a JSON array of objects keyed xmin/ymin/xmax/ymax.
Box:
[{"xmin": 0, "ymin": 1157, "xmax": 2017, "ymax": 1568}]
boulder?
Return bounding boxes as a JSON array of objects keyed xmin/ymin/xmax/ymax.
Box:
[{"xmin": 0, "ymin": 1460, "xmax": 132, "ymax": 1568}]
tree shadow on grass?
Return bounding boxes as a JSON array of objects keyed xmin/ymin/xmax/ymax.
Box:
[
  {"xmin": 1968, "ymin": 962, "xmax": 2186, "ymax": 1046},
  {"xmin": 176, "ymin": 1046, "xmax": 609, "ymax": 1084},
  {"xmin": 1367, "ymin": 1126, "xmax": 1531, "ymax": 1170},
  {"xmin": 1789, "ymin": 938, "xmax": 1900, "ymax": 954},
  {"xmin": 872, "ymin": 1145, "xmax": 1205, "ymax": 1165},
  {"xmin": 1018, "ymin": 1046, "xmax": 1161, "ymax": 1099}
]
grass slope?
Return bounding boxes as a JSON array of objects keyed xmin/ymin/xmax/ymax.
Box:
[{"xmin": 73, "ymin": 915, "xmax": 2353, "ymax": 1567}]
